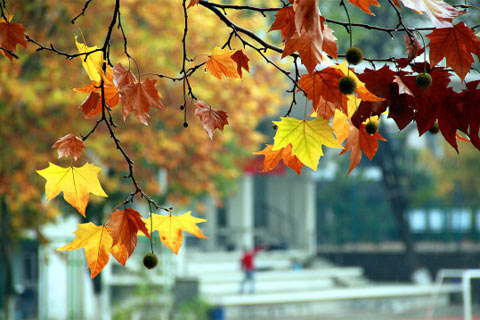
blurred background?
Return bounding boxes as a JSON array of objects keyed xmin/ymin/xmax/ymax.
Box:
[{"xmin": 0, "ymin": 1, "xmax": 479, "ymax": 319}]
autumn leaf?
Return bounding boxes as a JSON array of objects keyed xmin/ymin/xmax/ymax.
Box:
[
  {"xmin": 352, "ymin": 65, "xmax": 396, "ymax": 127},
  {"xmin": 272, "ymin": 117, "xmax": 343, "ymax": 171},
  {"xmin": 58, "ymin": 223, "xmax": 113, "ymax": 278},
  {"xmin": 294, "ymin": 0, "xmax": 323, "ymax": 48},
  {"xmin": 269, "ymin": 7, "xmax": 296, "ymax": 43},
  {"xmin": 254, "ymin": 144, "xmax": 304, "ymax": 175},
  {"xmin": 0, "ymin": 20, "xmax": 27, "ymax": 60},
  {"xmin": 109, "ymin": 208, "xmax": 150, "ymax": 266},
  {"xmin": 231, "ymin": 50, "xmax": 250, "ymax": 78},
  {"xmin": 396, "ymin": 34, "xmax": 425, "ymax": 68},
  {"xmin": 194, "ymin": 100, "xmax": 229, "ymax": 140},
  {"xmin": 113, "ymin": 63, "xmax": 137, "ymax": 91},
  {"xmin": 321, "ymin": 20, "xmax": 338, "ymax": 59},
  {"xmin": 75, "ymin": 36, "xmax": 104, "ymax": 82},
  {"xmin": 206, "ymin": 47, "xmax": 239, "ymax": 80},
  {"xmin": 52, "ymin": 133, "xmax": 86, "ymax": 161},
  {"xmin": 74, "ymin": 65, "xmax": 119, "ymax": 118},
  {"xmin": 426, "ymin": 22, "xmax": 480, "ymax": 81},
  {"xmin": 298, "ymin": 67, "xmax": 346, "ymax": 119},
  {"xmin": 142, "ymin": 211, "xmax": 207, "ymax": 254},
  {"xmin": 36, "ymin": 162, "xmax": 108, "ymax": 217},
  {"xmin": 333, "ymin": 62, "xmax": 384, "ymax": 102},
  {"xmin": 332, "ymin": 96, "xmax": 362, "ymax": 144},
  {"xmin": 187, "ymin": 0, "xmax": 199, "ymax": 8},
  {"xmin": 339, "ymin": 124, "xmax": 386, "ymax": 174},
  {"xmin": 283, "ymin": 31, "xmax": 330, "ymax": 74},
  {"xmin": 348, "ymin": 0, "xmax": 380, "ymax": 15},
  {"xmin": 120, "ymin": 78, "xmax": 165, "ymax": 125},
  {"xmin": 397, "ymin": 0, "xmax": 465, "ymax": 27}
]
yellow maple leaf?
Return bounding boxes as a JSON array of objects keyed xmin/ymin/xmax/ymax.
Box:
[
  {"xmin": 75, "ymin": 36, "xmax": 104, "ymax": 82},
  {"xmin": 272, "ymin": 117, "xmax": 342, "ymax": 171},
  {"xmin": 206, "ymin": 47, "xmax": 239, "ymax": 80},
  {"xmin": 141, "ymin": 211, "xmax": 207, "ymax": 254},
  {"xmin": 332, "ymin": 62, "xmax": 384, "ymax": 102},
  {"xmin": 36, "ymin": 162, "xmax": 108, "ymax": 217},
  {"xmin": 58, "ymin": 222, "xmax": 113, "ymax": 278}
]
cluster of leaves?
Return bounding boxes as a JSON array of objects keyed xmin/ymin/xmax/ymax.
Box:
[
  {"xmin": 2, "ymin": 0, "xmax": 479, "ymax": 277},
  {"xmin": 256, "ymin": 0, "xmax": 479, "ymax": 176}
]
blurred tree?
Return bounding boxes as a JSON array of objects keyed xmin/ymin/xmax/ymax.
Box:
[{"xmin": 0, "ymin": 1, "xmax": 284, "ymax": 317}]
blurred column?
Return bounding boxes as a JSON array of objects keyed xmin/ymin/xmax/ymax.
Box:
[
  {"xmin": 204, "ymin": 196, "xmax": 217, "ymax": 251},
  {"xmin": 304, "ymin": 170, "xmax": 317, "ymax": 256},
  {"xmin": 227, "ymin": 175, "xmax": 254, "ymax": 250}
]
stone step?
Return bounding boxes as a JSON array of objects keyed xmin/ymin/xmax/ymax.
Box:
[
  {"xmin": 196, "ymin": 267, "xmax": 364, "ymax": 284},
  {"xmin": 208, "ymin": 283, "xmax": 462, "ymax": 307},
  {"xmin": 201, "ymin": 277, "xmax": 335, "ymax": 295}
]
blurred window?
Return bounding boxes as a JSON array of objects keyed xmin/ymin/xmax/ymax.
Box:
[
  {"xmin": 451, "ymin": 209, "xmax": 471, "ymax": 232},
  {"xmin": 409, "ymin": 209, "xmax": 426, "ymax": 233},
  {"xmin": 428, "ymin": 209, "xmax": 444, "ymax": 232}
]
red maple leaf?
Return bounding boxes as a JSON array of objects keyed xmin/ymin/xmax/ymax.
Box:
[
  {"xmin": 426, "ymin": 22, "xmax": 480, "ymax": 81},
  {"xmin": 269, "ymin": 7, "xmax": 296, "ymax": 43},
  {"xmin": 352, "ymin": 66, "xmax": 396, "ymax": 127},
  {"xmin": 231, "ymin": 50, "xmax": 250, "ymax": 78}
]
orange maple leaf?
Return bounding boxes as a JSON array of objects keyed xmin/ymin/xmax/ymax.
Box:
[
  {"xmin": 339, "ymin": 124, "xmax": 386, "ymax": 174},
  {"xmin": 283, "ymin": 32, "xmax": 328, "ymax": 74},
  {"xmin": 254, "ymin": 144, "xmax": 303, "ymax": 175},
  {"xmin": 120, "ymin": 78, "xmax": 165, "ymax": 125},
  {"xmin": 347, "ymin": 0, "xmax": 381, "ymax": 15},
  {"xmin": 322, "ymin": 20, "xmax": 338, "ymax": 59},
  {"xmin": 0, "ymin": 21, "xmax": 27, "ymax": 61},
  {"xmin": 109, "ymin": 208, "xmax": 151, "ymax": 266},
  {"xmin": 142, "ymin": 211, "xmax": 207, "ymax": 254},
  {"xmin": 52, "ymin": 134, "xmax": 86, "ymax": 161},
  {"xmin": 58, "ymin": 223, "xmax": 113, "ymax": 278},
  {"xmin": 206, "ymin": 47, "xmax": 240, "ymax": 80},
  {"xmin": 194, "ymin": 100, "xmax": 229, "ymax": 140},
  {"xmin": 231, "ymin": 50, "xmax": 250, "ymax": 78},
  {"xmin": 74, "ymin": 66, "xmax": 119, "ymax": 118},
  {"xmin": 298, "ymin": 67, "xmax": 347, "ymax": 119},
  {"xmin": 269, "ymin": 6, "xmax": 296, "ymax": 43},
  {"xmin": 426, "ymin": 22, "xmax": 480, "ymax": 82}
]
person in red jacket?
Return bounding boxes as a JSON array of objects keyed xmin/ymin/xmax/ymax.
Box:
[{"xmin": 239, "ymin": 245, "xmax": 264, "ymax": 294}]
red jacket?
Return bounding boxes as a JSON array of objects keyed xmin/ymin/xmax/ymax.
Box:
[{"xmin": 240, "ymin": 246, "xmax": 264, "ymax": 271}]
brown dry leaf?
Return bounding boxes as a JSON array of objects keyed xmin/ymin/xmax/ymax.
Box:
[
  {"xmin": 0, "ymin": 20, "xmax": 27, "ymax": 60},
  {"xmin": 194, "ymin": 100, "xmax": 229, "ymax": 140},
  {"xmin": 113, "ymin": 63, "xmax": 137, "ymax": 92},
  {"xmin": 121, "ymin": 78, "xmax": 165, "ymax": 125},
  {"xmin": 52, "ymin": 134, "xmax": 86, "ymax": 161}
]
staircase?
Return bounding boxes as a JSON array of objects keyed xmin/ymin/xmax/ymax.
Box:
[{"xmin": 184, "ymin": 250, "xmax": 461, "ymax": 320}]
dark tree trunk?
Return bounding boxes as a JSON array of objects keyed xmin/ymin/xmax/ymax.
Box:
[
  {"xmin": 0, "ymin": 196, "xmax": 16, "ymax": 320},
  {"xmin": 375, "ymin": 129, "xmax": 420, "ymax": 276}
]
